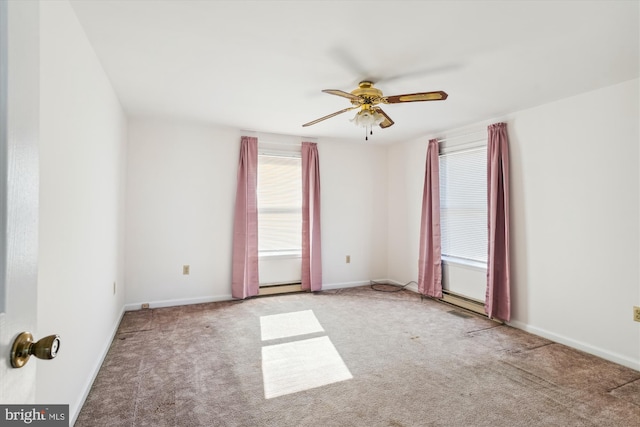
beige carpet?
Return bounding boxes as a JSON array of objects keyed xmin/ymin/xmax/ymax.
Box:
[{"xmin": 76, "ymin": 286, "xmax": 640, "ymax": 426}]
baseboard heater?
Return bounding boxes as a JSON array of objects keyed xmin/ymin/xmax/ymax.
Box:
[
  {"xmin": 440, "ymin": 290, "xmax": 486, "ymax": 316},
  {"xmin": 258, "ymin": 282, "xmax": 303, "ymax": 296}
]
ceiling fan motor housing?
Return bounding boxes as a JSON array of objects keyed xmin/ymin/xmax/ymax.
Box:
[{"xmin": 350, "ymin": 81, "xmax": 383, "ymax": 106}]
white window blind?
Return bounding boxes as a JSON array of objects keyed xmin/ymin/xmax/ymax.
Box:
[
  {"xmin": 257, "ymin": 154, "xmax": 302, "ymax": 256},
  {"xmin": 439, "ymin": 146, "xmax": 487, "ymax": 264}
]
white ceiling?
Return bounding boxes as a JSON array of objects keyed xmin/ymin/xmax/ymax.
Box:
[{"xmin": 69, "ymin": 0, "xmax": 639, "ymax": 144}]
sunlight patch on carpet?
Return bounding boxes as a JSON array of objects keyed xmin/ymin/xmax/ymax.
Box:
[
  {"xmin": 260, "ymin": 310, "xmax": 324, "ymax": 341},
  {"xmin": 261, "ymin": 336, "xmax": 353, "ymax": 399}
]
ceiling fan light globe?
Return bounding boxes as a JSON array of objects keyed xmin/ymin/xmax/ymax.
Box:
[
  {"xmin": 373, "ymin": 112, "xmax": 385, "ymax": 126},
  {"xmin": 351, "ymin": 110, "xmax": 385, "ymax": 128}
]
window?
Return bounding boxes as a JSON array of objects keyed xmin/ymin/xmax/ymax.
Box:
[
  {"xmin": 439, "ymin": 145, "xmax": 487, "ymax": 265},
  {"xmin": 257, "ymin": 153, "xmax": 302, "ymax": 257}
]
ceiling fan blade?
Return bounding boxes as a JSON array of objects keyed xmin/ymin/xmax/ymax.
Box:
[
  {"xmin": 373, "ymin": 107, "xmax": 394, "ymax": 128},
  {"xmin": 384, "ymin": 91, "xmax": 448, "ymax": 103},
  {"xmin": 302, "ymin": 106, "xmax": 358, "ymax": 127},
  {"xmin": 322, "ymin": 89, "xmax": 361, "ymax": 101}
]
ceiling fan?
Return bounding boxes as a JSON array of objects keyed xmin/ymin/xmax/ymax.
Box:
[{"xmin": 302, "ymin": 81, "xmax": 448, "ymax": 138}]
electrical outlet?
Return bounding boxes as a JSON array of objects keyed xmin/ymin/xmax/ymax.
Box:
[
  {"xmin": 183, "ymin": 265, "xmax": 190, "ymax": 275},
  {"xmin": 634, "ymin": 306, "xmax": 640, "ymax": 322},
  {"xmin": 141, "ymin": 303, "xmax": 150, "ymax": 309},
  {"xmin": 346, "ymin": 255, "xmax": 351, "ymax": 264}
]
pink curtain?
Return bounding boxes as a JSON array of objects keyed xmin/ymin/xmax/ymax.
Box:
[
  {"xmin": 485, "ymin": 123, "xmax": 511, "ymax": 321},
  {"xmin": 301, "ymin": 142, "xmax": 322, "ymax": 291},
  {"xmin": 418, "ymin": 139, "xmax": 442, "ymax": 297},
  {"xmin": 231, "ymin": 136, "xmax": 259, "ymax": 299}
]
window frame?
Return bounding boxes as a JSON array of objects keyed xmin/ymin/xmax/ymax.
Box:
[
  {"xmin": 256, "ymin": 147, "xmax": 302, "ymax": 259},
  {"xmin": 438, "ymin": 139, "xmax": 488, "ymax": 269}
]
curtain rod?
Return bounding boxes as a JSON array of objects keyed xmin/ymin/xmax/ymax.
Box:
[
  {"xmin": 241, "ymin": 130, "xmax": 318, "ymax": 144},
  {"xmin": 258, "ymin": 141, "xmax": 303, "ymax": 147},
  {"xmin": 436, "ymin": 130, "xmax": 486, "ymax": 143}
]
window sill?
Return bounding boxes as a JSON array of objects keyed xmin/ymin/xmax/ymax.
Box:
[
  {"xmin": 259, "ymin": 251, "xmax": 302, "ymax": 260},
  {"xmin": 442, "ymin": 256, "xmax": 487, "ymax": 272}
]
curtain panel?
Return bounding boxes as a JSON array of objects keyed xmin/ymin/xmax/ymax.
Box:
[
  {"xmin": 485, "ymin": 123, "xmax": 511, "ymax": 321},
  {"xmin": 418, "ymin": 139, "xmax": 443, "ymax": 298},
  {"xmin": 231, "ymin": 136, "xmax": 259, "ymax": 299},
  {"xmin": 301, "ymin": 142, "xmax": 322, "ymax": 291}
]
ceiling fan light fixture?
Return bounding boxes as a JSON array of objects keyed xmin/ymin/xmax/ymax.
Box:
[
  {"xmin": 302, "ymin": 81, "xmax": 446, "ymax": 133},
  {"xmin": 350, "ymin": 109, "xmax": 385, "ymax": 128}
]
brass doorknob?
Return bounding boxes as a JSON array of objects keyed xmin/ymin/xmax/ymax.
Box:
[{"xmin": 10, "ymin": 332, "xmax": 61, "ymax": 368}]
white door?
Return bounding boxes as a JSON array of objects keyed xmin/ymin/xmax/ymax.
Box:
[{"xmin": 0, "ymin": 0, "xmax": 40, "ymax": 403}]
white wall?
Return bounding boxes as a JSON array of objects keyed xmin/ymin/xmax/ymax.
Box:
[
  {"xmin": 259, "ymin": 256, "xmax": 301, "ymax": 285},
  {"xmin": 318, "ymin": 139, "xmax": 389, "ymax": 287},
  {"xmin": 125, "ymin": 119, "xmax": 240, "ymax": 307},
  {"xmin": 388, "ymin": 78, "xmax": 640, "ymax": 370},
  {"xmin": 37, "ymin": 0, "xmax": 127, "ymax": 422},
  {"xmin": 125, "ymin": 122, "xmax": 389, "ymax": 306},
  {"xmin": 442, "ymin": 262, "xmax": 486, "ymax": 302},
  {"xmin": 387, "ymin": 138, "xmax": 426, "ymax": 284},
  {"xmin": 507, "ymin": 78, "xmax": 639, "ymax": 369}
]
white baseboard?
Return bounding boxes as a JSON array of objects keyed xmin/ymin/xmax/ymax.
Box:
[
  {"xmin": 124, "ymin": 281, "xmax": 376, "ymax": 312},
  {"xmin": 321, "ymin": 280, "xmax": 372, "ymax": 290},
  {"xmin": 381, "ymin": 278, "xmax": 420, "ymax": 293},
  {"xmin": 124, "ymin": 294, "xmax": 233, "ymax": 311},
  {"xmin": 323, "ymin": 279, "xmax": 422, "ymax": 291},
  {"xmin": 125, "ymin": 280, "xmax": 393, "ymax": 310},
  {"xmin": 508, "ymin": 320, "xmax": 640, "ymax": 372},
  {"xmin": 71, "ymin": 306, "xmax": 125, "ymax": 426}
]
